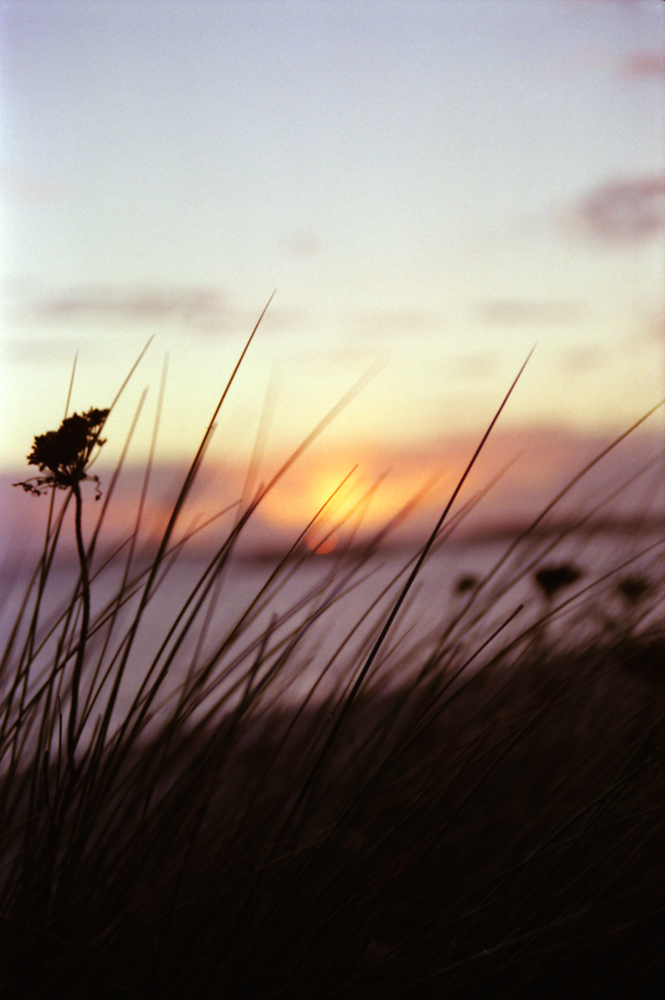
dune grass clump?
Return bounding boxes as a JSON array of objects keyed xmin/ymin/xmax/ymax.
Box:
[{"xmin": 1, "ymin": 311, "xmax": 664, "ymax": 998}]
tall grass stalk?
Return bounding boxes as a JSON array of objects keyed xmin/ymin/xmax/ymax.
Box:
[{"xmin": 1, "ymin": 309, "xmax": 663, "ymax": 998}]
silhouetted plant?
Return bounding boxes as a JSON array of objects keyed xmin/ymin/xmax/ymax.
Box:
[
  {"xmin": 617, "ymin": 575, "xmax": 652, "ymax": 606},
  {"xmin": 14, "ymin": 407, "xmax": 109, "ymax": 498},
  {"xmin": 14, "ymin": 406, "xmax": 109, "ymax": 759},
  {"xmin": 534, "ymin": 563, "xmax": 582, "ymax": 600},
  {"xmin": 2, "ymin": 333, "xmax": 663, "ymax": 999},
  {"xmin": 455, "ymin": 572, "xmax": 478, "ymax": 594}
]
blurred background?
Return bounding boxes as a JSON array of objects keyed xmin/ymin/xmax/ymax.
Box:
[{"xmin": 1, "ymin": 0, "xmax": 663, "ymax": 553}]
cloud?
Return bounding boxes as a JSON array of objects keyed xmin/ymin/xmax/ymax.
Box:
[
  {"xmin": 254, "ymin": 306, "xmax": 308, "ymax": 331},
  {"xmin": 448, "ymin": 351, "xmax": 501, "ymax": 380},
  {"xmin": 477, "ymin": 300, "xmax": 582, "ymax": 325},
  {"xmin": 280, "ymin": 230, "xmax": 324, "ymax": 258},
  {"xmin": 28, "ymin": 286, "xmax": 230, "ymax": 326},
  {"xmin": 3, "ymin": 336, "xmax": 92, "ymax": 365},
  {"xmin": 21, "ymin": 286, "xmax": 306, "ymax": 337},
  {"xmin": 558, "ymin": 345, "xmax": 605, "ymax": 373},
  {"xmin": 354, "ymin": 309, "xmax": 440, "ymax": 336},
  {"xmin": 621, "ymin": 51, "xmax": 665, "ymax": 78},
  {"xmin": 567, "ymin": 177, "xmax": 665, "ymax": 243}
]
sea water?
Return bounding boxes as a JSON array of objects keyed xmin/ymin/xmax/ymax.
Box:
[{"xmin": 2, "ymin": 528, "xmax": 661, "ymax": 742}]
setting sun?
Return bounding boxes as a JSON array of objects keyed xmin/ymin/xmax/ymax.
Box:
[
  {"xmin": 304, "ymin": 527, "xmax": 339, "ymax": 555},
  {"xmin": 254, "ymin": 449, "xmax": 444, "ymax": 543}
]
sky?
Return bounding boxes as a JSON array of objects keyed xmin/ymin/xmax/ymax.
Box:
[{"xmin": 1, "ymin": 0, "xmax": 664, "ymax": 546}]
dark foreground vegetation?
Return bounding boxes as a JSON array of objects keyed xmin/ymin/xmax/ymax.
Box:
[{"xmin": 1, "ymin": 324, "xmax": 663, "ymax": 997}]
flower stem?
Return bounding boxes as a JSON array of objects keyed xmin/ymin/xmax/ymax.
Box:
[{"xmin": 68, "ymin": 481, "xmax": 89, "ymax": 762}]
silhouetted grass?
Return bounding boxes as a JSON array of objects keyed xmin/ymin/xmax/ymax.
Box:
[{"xmin": 1, "ymin": 313, "xmax": 663, "ymax": 998}]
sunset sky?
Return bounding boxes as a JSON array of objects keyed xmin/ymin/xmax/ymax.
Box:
[{"xmin": 1, "ymin": 0, "xmax": 663, "ymax": 545}]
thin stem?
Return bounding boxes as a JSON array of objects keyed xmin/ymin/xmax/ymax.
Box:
[{"xmin": 67, "ymin": 482, "xmax": 90, "ymax": 762}]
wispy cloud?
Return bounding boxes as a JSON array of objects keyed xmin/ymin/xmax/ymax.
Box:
[
  {"xmin": 477, "ymin": 300, "xmax": 582, "ymax": 326},
  {"xmin": 565, "ymin": 177, "xmax": 665, "ymax": 243},
  {"xmin": 3, "ymin": 336, "xmax": 92, "ymax": 365},
  {"xmin": 558, "ymin": 345, "xmax": 605, "ymax": 373},
  {"xmin": 29, "ymin": 286, "xmax": 227, "ymax": 325},
  {"xmin": 620, "ymin": 50, "xmax": 665, "ymax": 78},
  {"xmin": 21, "ymin": 286, "xmax": 307, "ymax": 336},
  {"xmin": 448, "ymin": 351, "xmax": 501, "ymax": 380},
  {"xmin": 280, "ymin": 230, "xmax": 324, "ymax": 258},
  {"xmin": 354, "ymin": 309, "xmax": 441, "ymax": 336}
]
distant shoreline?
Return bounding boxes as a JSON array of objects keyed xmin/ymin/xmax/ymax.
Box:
[{"xmin": 2, "ymin": 514, "xmax": 662, "ymax": 575}]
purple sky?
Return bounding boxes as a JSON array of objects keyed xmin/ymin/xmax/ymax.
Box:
[{"xmin": 1, "ymin": 0, "xmax": 663, "ymax": 540}]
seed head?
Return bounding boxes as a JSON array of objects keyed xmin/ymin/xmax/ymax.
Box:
[
  {"xmin": 534, "ymin": 564, "xmax": 582, "ymax": 600},
  {"xmin": 617, "ymin": 576, "xmax": 652, "ymax": 606},
  {"xmin": 14, "ymin": 407, "xmax": 109, "ymax": 497}
]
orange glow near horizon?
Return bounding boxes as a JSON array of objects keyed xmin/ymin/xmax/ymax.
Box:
[
  {"xmin": 3, "ymin": 422, "xmax": 661, "ymax": 562},
  {"xmin": 257, "ymin": 456, "xmax": 443, "ymax": 539},
  {"xmin": 249, "ymin": 421, "xmax": 664, "ymax": 542},
  {"xmin": 304, "ymin": 528, "xmax": 339, "ymax": 555}
]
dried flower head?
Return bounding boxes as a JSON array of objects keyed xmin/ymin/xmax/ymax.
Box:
[
  {"xmin": 617, "ymin": 576, "xmax": 652, "ymax": 606},
  {"xmin": 534, "ymin": 563, "xmax": 582, "ymax": 600},
  {"xmin": 14, "ymin": 407, "xmax": 109, "ymax": 498},
  {"xmin": 455, "ymin": 573, "xmax": 478, "ymax": 595}
]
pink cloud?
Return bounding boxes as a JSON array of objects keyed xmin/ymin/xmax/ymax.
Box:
[
  {"xmin": 621, "ymin": 51, "xmax": 665, "ymax": 78},
  {"xmin": 566, "ymin": 177, "xmax": 665, "ymax": 243}
]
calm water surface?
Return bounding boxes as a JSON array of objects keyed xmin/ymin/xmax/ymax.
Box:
[{"xmin": 1, "ymin": 529, "xmax": 662, "ymax": 736}]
